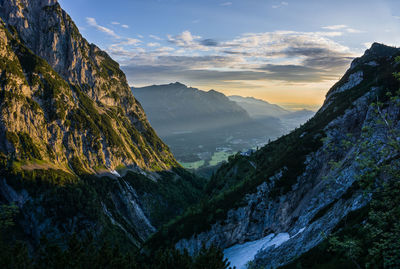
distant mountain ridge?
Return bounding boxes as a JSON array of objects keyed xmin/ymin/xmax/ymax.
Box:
[
  {"xmin": 132, "ymin": 83, "xmax": 285, "ymax": 165},
  {"xmin": 148, "ymin": 42, "xmax": 400, "ymax": 268},
  {"xmin": 229, "ymin": 95, "xmax": 315, "ymax": 132},
  {"xmin": 133, "ymin": 82, "xmax": 251, "ymax": 136},
  {"xmin": 228, "ymin": 95, "xmax": 291, "ymax": 118}
]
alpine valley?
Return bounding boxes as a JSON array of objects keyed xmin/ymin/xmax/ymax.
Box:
[
  {"xmin": 133, "ymin": 84, "xmax": 313, "ymax": 174},
  {"xmin": 0, "ymin": 0, "xmax": 399, "ymax": 269}
]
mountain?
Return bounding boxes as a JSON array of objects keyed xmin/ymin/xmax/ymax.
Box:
[
  {"xmin": 0, "ymin": 0, "xmax": 177, "ymax": 173},
  {"xmin": 279, "ymin": 109, "xmax": 315, "ymax": 131},
  {"xmin": 0, "ymin": 0, "xmax": 203, "ymax": 249},
  {"xmin": 228, "ymin": 95, "xmax": 290, "ymax": 118},
  {"xmin": 133, "ymin": 83, "xmax": 252, "ymax": 136},
  {"xmin": 133, "ymin": 83, "xmax": 284, "ymax": 166},
  {"xmin": 229, "ymin": 95, "xmax": 315, "ymax": 132},
  {"xmin": 147, "ymin": 43, "xmax": 400, "ymax": 268}
]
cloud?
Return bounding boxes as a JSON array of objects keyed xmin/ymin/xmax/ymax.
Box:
[
  {"xmin": 109, "ymin": 38, "xmax": 142, "ymax": 52},
  {"xmin": 200, "ymin": 39, "xmax": 219, "ymax": 47},
  {"xmin": 256, "ymin": 64, "xmax": 339, "ymax": 82},
  {"xmin": 86, "ymin": 17, "xmax": 119, "ymax": 38},
  {"xmin": 272, "ymin": 1, "xmax": 289, "ymax": 8},
  {"xmin": 322, "ymin": 25, "xmax": 363, "ymax": 34},
  {"xmin": 111, "ymin": 21, "xmax": 129, "ymax": 29},
  {"xmin": 346, "ymin": 28, "xmax": 364, "ymax": 33},
  {"xmin": 119, "ymin": 38, "xmax": 142, "ymax": 45},
  {"xmin": 122, "ymin": 65, "xmax": 267, "ymax": 86},
  {"xmin": 147, "ymin": 42, "xmax": 161, "ymax": 47},
  {"xmin": 156, "ymin": 47, "xmax": 175, "ymax": 53},
  {"xmin": 322, "ymin": 24, "xmax": 347, "ymax": 30},
  {"xmin": 108, "ymin": 29, "xmax": 357, "ymax": 87},
  {"xmin": 149, "ymin": 34, "xmax": 162, "ymax": 40},
  {"xmin": 363, "ymin": 42, "xmax": 373, "ymax": 48},
  {"xmin": 220, "ymin": 2, "xmax": 232, "ymax": 6},
  {"xmin": 167, "ymin": 30, "xmax": 204, "ymax": 49}
]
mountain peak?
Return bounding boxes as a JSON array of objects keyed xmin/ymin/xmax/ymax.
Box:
[
  {"xmin": 0, "ymin": 0, "xmax": 178, "ymax": 173},
  {"xmin": 171, "ymin": 82, "xmax": 186, "ymax": 87},
  {"xmin": 365, "ymin": 42, "xmax": 399, "ymax": 58}
]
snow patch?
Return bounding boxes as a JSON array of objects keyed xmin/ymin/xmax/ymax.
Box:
[
  {"xmin": 110, "ymin": 170, "xmax": 121, "ymax": 177},
  {"xmin": 223, "ymin": 233, "xmax": 290, "ymax": 269},
  {"xmin": 224, "ymin": 227, "xmax": 308, "ymax": 269},
  {"xmin": 292, "ymin": 227, "xmax": 306, "ymax": 238}
]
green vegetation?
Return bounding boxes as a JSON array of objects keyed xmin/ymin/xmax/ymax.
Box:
[
  {"xmin": 0, "ymin": 163, "xmax": 224, "ymax": 268},
  {"xmin": 95, "ymin": 50, "xmax": 126, "ymax": 79},
  {"xmin": 281, "ymin": 55, "xmax": 400, "ymax": 269},
  {"xmin": 123, "ymin": 168, "xmax": 205, "ymax": 227},
  {"xmin": 209, "ymin": 151, "xmax": 231, "ymax": 166},
  {"xmin": 71, "ymin": 85, "xmax": 124, "ymax": 148},
  {"xmin": 14, "ymin": 38, "xmax": 70, "ymax": 121},
  {"xmin": 0, "ymin": 234, "xmax": 232, "ymax": 269},
  {"xmin": 146, "ymin": 47, "xmax": 400, "ymax": 250},
  {"xmin": 16, "ymin": 132, "xmax": 42, "ymax": 160},
  {"xmin": 180, "ymin": 160, "xmax": 205, "ymax": 170}
]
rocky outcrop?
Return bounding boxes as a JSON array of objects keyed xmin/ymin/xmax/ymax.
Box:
[
  {"xmin": 173, "ymin": 44, "xmax": 400, "ymax": 268},
  {"xmin": 0, "ymin": 0, "xmax": 177, "ymax": 173},
  {"xmin": 0, "ymin": 0, "xmax": 204, "ymax": 249}
]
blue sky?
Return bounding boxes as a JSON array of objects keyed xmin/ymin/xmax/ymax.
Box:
[{"xmin": 59, "ymin": 0, "xmax": 400, "ymax": 110}]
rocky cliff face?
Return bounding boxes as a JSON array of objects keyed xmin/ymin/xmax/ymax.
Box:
[
  {"xmin": 0, "ymin": 0, "xmax": 177, "ymax": 173},
  {"xmin": 0, "ymin": 0, "xmax": 203, "ymax": 249},
  {"xmin": 163, "ymin": 43, "xmax": 400, "ymax": 268}
]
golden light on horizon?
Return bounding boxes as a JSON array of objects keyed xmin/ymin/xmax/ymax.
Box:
[{"xmin": 190, "ymin": 79, "xmax": 339, "ymax": 111}]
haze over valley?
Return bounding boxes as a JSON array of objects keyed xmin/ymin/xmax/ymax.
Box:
[
  {"xmin": 133, "ymin": 83, "xmax": 314, "ymax": 172},
  {"xmin": 0, "ymin": 1, "xmax": 399, "ymax": 268}
]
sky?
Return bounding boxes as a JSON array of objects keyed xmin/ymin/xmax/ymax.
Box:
[{"xmin": 58, "ymin": 0, "xmax": 400, "ymax": 110}]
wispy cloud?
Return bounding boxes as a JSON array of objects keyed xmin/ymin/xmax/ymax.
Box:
[
  {"xmin": 322, "ymin": 25, "xmax": 363, "ymax": 34},
  {"xmin": 149, "ymin": 34, "xmax": 162, "ymax": 40},
  {"xmin": 111, "ymin": 21, "xmax": 120, "ymax": 25},
  {"xmin": 118, "ymin": 38, "xmax": 142, "ymax": 46},
  {"xmin": 147, "ymin": 42, "xmax": 161, "ymax": 47},
  {"xmin": 86, "ymin": 17, "xmax": 119, "ymax": 38},
  {"xmin": 272, "ymin": 1, "xmax": 288, "ymax": 9},
  {"xmin": 220, "ymin": 2, "xmax": 232, "ymax": 6},
  {"xmin": 346, "ymin": 28, "xmax": 364, "ymax": 33},
  {"xmin": 108, "ymin": 29, "xmax": 356, "ymax": 88},
  {"xmin": 322, "ymin": 24, "xmax": 347, "ymax": 30},
  {"xmin": 122, "ymin": 24, "xmax": 129, "ymax": 29}
]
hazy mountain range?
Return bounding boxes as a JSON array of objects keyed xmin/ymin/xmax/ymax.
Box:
[
  {"xmin": 133, "ymin": 83, "xmax": 314, "ymax": 167},
  {"xmin": 228, "ymin": 95, "xmax": 291, "ymax": 118},
  {"xmin": 150, "ymin": 42, "xmax": 400, "ymax": 268},
  {"xmin": 0, "ymin": 0, "xmax": 399, "ymax": 268},
  {"xmin": 133, "ymin": 82, "xmax": 252, "ymax": 136},
  {"xmin": 229, "ymin": 95, "xmax": 315, "ymax": 132}
]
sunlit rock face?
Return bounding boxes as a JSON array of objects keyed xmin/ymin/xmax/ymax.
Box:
[
  {"xmin": 0, "ymin": 0, "xmax": 204, "ymax": 248},
  {"xmin": 0, "ymin": 0, "xmax": 178, "ymax": 172}
]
